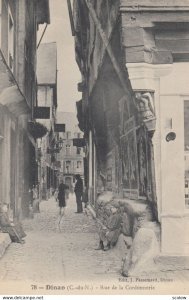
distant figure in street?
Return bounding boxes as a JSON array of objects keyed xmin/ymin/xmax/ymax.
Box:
[
  {"xmin": 32, "ymin": 185, "xmax": 40, "ymax": 213},
  {"xmin": 56, "ymin": 180, "xmax": 69, "ymax": 230},
  {"xmin": 74, "ymin": 174, "xmax": 83, "ymax": 213},
  {"xmin": 0, "ymin": 204, "xmax": 26, "ymax": 244},
  {"xmin": 57, "ymin": 180, "xmax": 69, "ymax": 216}
]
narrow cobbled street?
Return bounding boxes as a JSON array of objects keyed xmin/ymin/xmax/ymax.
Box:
[
  {"xmin": 0, "ymin": 195, "xmax": 121, "ymax": 286},
  {"xmin": 1, "ymin": 196, "xmax": 189, "ymax": 294}
]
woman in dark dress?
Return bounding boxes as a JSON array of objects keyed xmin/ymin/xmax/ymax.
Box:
[{"xmin": 57, "ymin": 180, "xmax": 69, "ymax": 216}]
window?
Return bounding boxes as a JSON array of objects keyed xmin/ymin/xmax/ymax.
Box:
[
  {"xmin": 76, "ymin": 147, "xmax": 81, "ymax": 155},
  {"xmin": 77, "ymin": 161, "xmax": 82, "ymax": 169},
  {"xmin": 65, "ymin": 161, "xmax": 71, "ymax": 173},
  {"xmin": 66, "ymin": 144, "xmax": 71, "ymax": 155},
  {"xmin": 8, "ymin": 6, "xmax": 14, "ymax": 71}
]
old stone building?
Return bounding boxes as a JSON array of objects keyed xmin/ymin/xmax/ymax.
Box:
[
  {"xmin": 73, "ymin": 0, "xmax": 189, "ymax": 273},
  {"xmin": 57, "ymin": 111, "xmax": 84, "ymax": 192},
  {"xmin": 0, "ymin": 0, "xmax": 50, "ymax": 219},
  {"xmin": 37, "ymin": 42, "xmax": 59, "ymax": 200}
]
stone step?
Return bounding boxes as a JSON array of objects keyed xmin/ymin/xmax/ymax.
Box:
[
  {"xmin": 155, "ymin": 255, "xmax": 189, "ymax": 271},
  {"xmin": 0, "ymin": 233, "xmax": 11, "ymax": 259}
]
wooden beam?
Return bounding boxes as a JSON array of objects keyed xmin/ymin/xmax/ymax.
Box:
[
  {"xmin": 84, "ymin": 0, "xmax": 132, "ymax": 115},
  {"xmin": 67, "ymin": 0, "xmax": 75, "ymax": 36}
]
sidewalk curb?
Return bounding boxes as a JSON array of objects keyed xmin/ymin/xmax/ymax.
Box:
[{"xmin": 0, "ymin": 233, "xmax": 11, "ymax": 259}]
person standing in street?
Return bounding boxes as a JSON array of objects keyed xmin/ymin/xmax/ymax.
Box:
[
  {"xmin": 74, "ymin": 174, "xmax": 83, "ymax": 213},
  {"xmin": 57, "ymin": 180, "xmax": 69, "ymax": 217}
]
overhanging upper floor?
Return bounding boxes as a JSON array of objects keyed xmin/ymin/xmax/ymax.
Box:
[{"xmin": 36, "ymin": 0, "xmax": 50, "ymax": 25}]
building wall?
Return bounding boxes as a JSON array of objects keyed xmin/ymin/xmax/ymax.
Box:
[
  {"xmin": 86, "ymin": 37, "xmax": 137, "ymax": 207},
  {"xmin": 122, "ymin": 0, "xmax": 189, "ymax": 253},
  {"xmin": 37, "ymin": 83, "xmax": 58, "ymax": 198},
  {"xmin": 0, "ymin": 0, "xmax": 49, "ymax": 218},
  {"xmin": 74, "ymin": 0, "xmax": 189, "ymax": 258},
  {"xmin": 59, "ymin": 130, "xmax": 84, "ymax": 192},
  {"xmin": 18, "ymin": 0, "xmax": 37, "ymax": 109},
  {"xmin": 118, "ymin": 4, "xmax": 189, "ymax": 255},
  {"xmin": 0, "ymin": 102, "xmax": 32, "ymax": 218},
  {"xmin": 158, "ymin": 63, "xmax": 189, "ymax": 253},
  {"xmin": 37, "ymin": 85, "xmax": 54, "ymax": 130}
]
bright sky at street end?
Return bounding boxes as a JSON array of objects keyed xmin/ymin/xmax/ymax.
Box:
[{"xmin": 37, "ymin": 0, "xmax": 81, "ymax": 113}]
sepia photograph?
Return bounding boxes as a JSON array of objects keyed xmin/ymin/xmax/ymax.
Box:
[{"xmin": 0, "ymin": 0, "xmax": 189, "ymax": 297}]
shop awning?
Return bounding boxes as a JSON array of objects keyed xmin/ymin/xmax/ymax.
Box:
[
  {"xmin": 0, "ymin": 85, "xmax": 30, "ymax": 117},
  {"xmin": 0, "ymin": 50, "xmax": 30, "ymax": 116}
]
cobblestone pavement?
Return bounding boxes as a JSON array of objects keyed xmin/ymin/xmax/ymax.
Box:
[
  {"xmin": 0, "ymin": 195, "xmax": 121, "ymax": 285},
  {"xmin": 0, "ymin": 195, "xmax": 189, "ymax": 294}
]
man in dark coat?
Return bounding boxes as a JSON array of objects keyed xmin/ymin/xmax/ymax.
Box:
[
  {"xmin": 74, "ymin": 174, "xmax": 83, "ymax": 213},
  {"xmin": 57, "ymin": 180, "xmax": 69, "ymax": 216}
]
